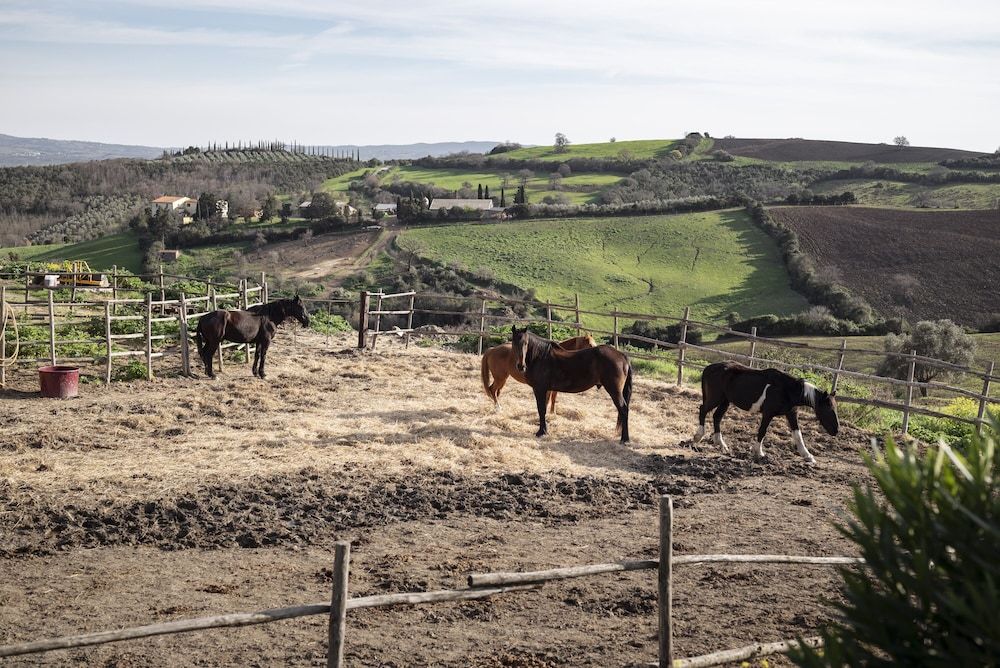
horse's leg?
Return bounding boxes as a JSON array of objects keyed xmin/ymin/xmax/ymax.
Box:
[
  {"xmin": 712, "ymin": 400, "xmax": 730, "ymax": 452},
  {"xmin": 753, "ymin": 411, "xmax": 776, "ymax": 458},
  {"xmin": 695, "ymin": 400, "xmax": 716, "ymax": 442},
  {"xmin": 605, "ymin": 385, "xmax": 629, "ymax": 444},
  {"xmin": 252, "ymin": 341, "xmax": 261, "ymax": 377},
  {"xmin": 256, "ymin": 337, "xmax": 270, "ymax": 379},
  {"xmin": 548, "ymin": 391, "xmax": 557, "ymax": 414},
  {"xmin": 533, "ymin": 386, "xmax": 549, "ymax": 437},
  {"xmin": 491, "ymin": 370, "xmax": 508, "ymax": 412},
  {"xmin": 786, "ymin": 410, "xmax": 816, "ymax": 464},
  {"xmin": 203, "ymin": 338, "xmax": 219, "ymax": 378}
]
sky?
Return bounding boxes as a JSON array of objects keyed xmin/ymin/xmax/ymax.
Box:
[{"xmin": 1, "ymin": 0, "xmax": 998, "ymax": 150}]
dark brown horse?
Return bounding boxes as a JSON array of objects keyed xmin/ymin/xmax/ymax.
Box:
[
  {"xmin": 195, "ymin": 296, "xmax": 309, "ymax": 379},
  {"xmin": 481, "ymin": 334, "xmax": 596, "ymax": 413},
  {"xmin": 695, "ymin": 361, "xmax": 839, "ymax": 464},
  {"xmin": 510, "ymin": 325, "xmax": 633, "ymax": 443}
]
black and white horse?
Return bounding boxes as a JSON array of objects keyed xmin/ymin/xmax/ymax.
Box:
[{"xmin": 693, "ymin": 361, "xmax": 839, "ymax": 464}]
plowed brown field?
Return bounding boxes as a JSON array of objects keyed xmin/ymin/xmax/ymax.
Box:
[
  {"xmin": 0, "ymin": 331, "xmax": 875, "ymax": 666},
  {"xmin": 769, "ymin": 206, "xmax": 1000, "ymax": 326}
]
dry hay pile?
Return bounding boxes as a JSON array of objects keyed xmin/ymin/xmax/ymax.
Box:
[{"xmin": 0, "ymin": 330, "xmax": 874, "ymax": 666}]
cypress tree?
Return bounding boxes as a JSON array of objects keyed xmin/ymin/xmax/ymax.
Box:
[
  {"xmin": 485, "ymin": 185, "xmax": 490, "ymax": 200},
  {"xmin": 500, "ymin": 187, "xmax": 506, "ymax": 207},
  {"xmin": 477, "ymin": 184, "xmax": 483, "ymax": 199}
]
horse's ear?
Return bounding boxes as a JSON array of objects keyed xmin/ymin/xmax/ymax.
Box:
[
  {"xmin": 830, "ymin": 390, "xmax": 837, "ymax": 398},
  {"xmin": 510, "ymin": 324, "xmax": 518, "ymax": 335},
  {"xmin": 294, "ymin": 294, "xmax": 301, "ymax": 303}
]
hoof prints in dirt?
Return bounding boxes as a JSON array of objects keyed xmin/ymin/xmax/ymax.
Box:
[{"xmin": 0, "ymin": 470, "xmax": 657, "ymax": 556}]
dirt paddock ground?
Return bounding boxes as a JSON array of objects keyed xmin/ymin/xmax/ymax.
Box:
[{"xmin": 0, "ymin": 331, "xmax": 875, "ymax": 667}]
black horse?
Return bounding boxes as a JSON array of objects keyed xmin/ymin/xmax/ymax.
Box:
[
  {"xmin": 694, "ymin": 361, "xmax": 839, "ymax": 464},
  {"xmin": 510, "ymin": 325, "xmax": 633, "ymax": 443},
  {"xmin": 195, "ymin": 296, "xmax": 309, "ymax": 379}
]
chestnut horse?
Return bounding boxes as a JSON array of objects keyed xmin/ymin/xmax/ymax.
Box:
[
  {"xmin": 511, "ymin": 325, "xmax": 633, "ymax": 443},
  {"xmin": 195, "ymin": 296, "xmax": 309, "ymax": 379},
  {"xmin": 481, "ymin": 334, "xmax": 596, "ymax": 413}
]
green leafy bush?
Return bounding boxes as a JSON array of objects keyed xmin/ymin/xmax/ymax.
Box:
[
  {"xmin": 309, "ymin": 311, "xmax": 352, "ymax": 335},
  {"xmin": 792, "ymin": 417, "xmax": 1000, "ymax": 666},
  {"xmin": 113, "ymin": 358, "xmax": 148, "ymax": 382}
]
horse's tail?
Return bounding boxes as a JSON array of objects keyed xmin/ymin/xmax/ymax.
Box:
[
  {"xmin": 618, "ymin": 362, "xmax": 633, "ymax": 435},
  {"xmin": 480, "ymin": 352, "xmax": 495, "ymax": 402},
  {"xmin": 195, "ymin": 318, "xmax": 205, "ymax": 362}
]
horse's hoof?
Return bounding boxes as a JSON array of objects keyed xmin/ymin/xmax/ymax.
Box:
[{"xmin": 535, "ymin": 430, "xmax": 547, "ymax": 438}]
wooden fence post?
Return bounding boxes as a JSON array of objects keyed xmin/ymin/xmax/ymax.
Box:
[
  {"xmin": 977, "ymin": 361, "xmax": 995, "ymax": 433},
  {"xmin": 47, "ymin": 289, "xmax": 56, "ymax": 366},
  {"xmin": 574, "ymin": 293, "xmax": 582, "ymax": 335},
  {"xmin": 546, "ymin": 300, "xmax": 553, "ymax": 339},
  {"xmin": 902, "ymin": 349, "xmax": 917, "ymax": 435},
  {"xmin": 240, "ymin": 279, "xmax": 251, "ymax": 366},
  {"xmin": 831, "ymin": 339, "xmax": 848, "ymax": 394},
  {"xmin": 179, "ymin": 292, "xmax": 190, "ymax": 377},
  {"xmin": 145, "ymin": 293, "xmax": 153, "ymax": 380},
  {"xmin": 104, "ymin": 301, "xmax": 113, "ymax": 384},
  {"xmin": 260, "ymin": 272, "xmax": 266, "ymax": 302},
  {"xmin": 158, "ymin": 264, "xmax": 166, "ymax": 316},
  {"xmin": 24, "ymin": 265, "xmax": 30, "ymax": 302},
  {"xmin": 327, "ymin": 541, "xmax": 351, "ymax": 668},
  {"xmin": 357, "ymin": 291, "xmax": 369, "ymax": 349},
  {"xmin": 748, "ymin": 326, "xmax": 758, "ymax": 369},
  {"xmin": 370, "ymin": 292, "xmax": 384, "ymax": 351},
  {"xmin": 404, "ymin": 292, "xmax": 416, "ymax": 349},
  {"xmin": 658, "ymin": 495, "xmax": 673, "ymax": 668},
  {"xmin": 477, "ymin": 299, "xmax": 487, "ymax": 355},
  {"xmin": 111, "ymin": 265, "xmax": 118, "ymax": 307},
  {"xmin": 676, "ymin": 306, "xmax": 690, "ymax": 386},
  {"xmin": 613, "ymin": 307, "xmax": 619, "ymax": 349},
  {"xmin": 1, "ymin": 286, "xmax": 6, "ymax": 388}
]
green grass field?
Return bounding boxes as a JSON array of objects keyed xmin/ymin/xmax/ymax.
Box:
[
  {"xmin": 321, "ymin": 166, "xmax": 619, "ymax": 205},
  {"xmin": 398, "ymin": 210, "xmax": 808, "ymax": 328},
  {"xmin": 812, "ymin": 179, "xmax": 1000, "ymax": 209},
  {"xmin": 500, "ymin": 138, "xmax": 689, "ymax": 162},
  {"xmin": 0, "ymin": 232, "xmax": 143, "ymax": 273}
]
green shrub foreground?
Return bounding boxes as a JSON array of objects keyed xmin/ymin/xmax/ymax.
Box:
[{"xmin": 792, "ymin": 417, "xmax": 1000, "ymax": 666}]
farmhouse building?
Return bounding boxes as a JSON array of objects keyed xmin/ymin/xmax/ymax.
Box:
[
  {"xmin": 158, "ymin": 249, "xmax": 182, "ymax": 262},
  {"xmin": 428, "ymin": 198, "xmax": 495, "ymax": 211},
  {"xmin": 150, "ymin": 196, "xmax": 228, "ymax": 222},
  {"xmin": 150, "ymin": 195, "xmax": 197, "ymax": 216},
  {"xmin": 373, "ymin": 202, "xmax": 397, "ymax": 215}
]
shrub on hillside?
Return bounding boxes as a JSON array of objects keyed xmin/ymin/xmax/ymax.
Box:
[
  {"xmin": 621, "ymin": 320, "xmax": 703, "ymax": 349},
  {"xmin": 791, "ymin": 417, "xmax": 1000, "ymax": 667},
  {"xmin": 876, "ymin": 319, "xmax": 976, "ymax": 395}
]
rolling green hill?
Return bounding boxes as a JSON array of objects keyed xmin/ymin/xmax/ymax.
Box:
[
  {"xmin": 321, "ymin": 165, "xmax": 621, "ymax": 205},
  {"xmin": 500, "ymin": 138, "xmax": 704, "ymax": 162},
  {"xmin": 398, "ymin": 210, "xmax": 808, "ymax": 328},
  {"xmin": 0, "ymin": 231, "xmax": 143, "ymax": 272}
]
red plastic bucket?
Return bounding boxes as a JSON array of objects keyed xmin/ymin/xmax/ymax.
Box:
[{"xmin": 38, "ymin": 365, "xmax": 80, "ymax": 399}]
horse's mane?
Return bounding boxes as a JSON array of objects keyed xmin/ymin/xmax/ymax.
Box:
[
  {"xmin": 524, "ymin": 330, "xmax": 554, "ymax": 365},
  {"xmin": 247, "ymin": 300, "xmax": 290, "ymax": 325}
]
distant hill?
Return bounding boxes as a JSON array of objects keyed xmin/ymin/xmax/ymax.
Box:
[
  {"xmin": 322, "ymin": 141, "xmax": 501, "ymax": 160},
  {"xmin": 0, "ymin": 134, "xmax": 503, "ymax": 166},
  {"xmin": 711, "ymin": 138, "xmax": 986, "ymax": 163},
  {"xmin": 0, "ymin": 133, "xmax": 165, "ymax": 166}
]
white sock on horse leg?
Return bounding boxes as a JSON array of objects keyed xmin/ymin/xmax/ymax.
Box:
[
  {"xmin": 694, "ymin": 424, "xmax": 705, "ymax": 442},
  {"xmin": 713, "ymin": 432, "xmax": 729, "ymax": 452},
  {"xmin": 793, "ymin": 429, "xmax": 816, "ymax": 464},
  {"xmin": 753, "ymin": 439, "xmax": 765, "ymax": 457}
]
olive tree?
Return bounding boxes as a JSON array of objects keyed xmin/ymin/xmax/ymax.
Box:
[{"xmin": 876, "ymin": 319, "xmax": 976, "ymax": 396}]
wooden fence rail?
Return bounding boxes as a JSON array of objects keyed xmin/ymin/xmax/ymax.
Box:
[
  {"xmin": 0, "ymin": 497, "xmax": 864, "ymax": 667},
  {"xmin": 0, "ymin": 270, "xmax": 267, "ymax": 386}
]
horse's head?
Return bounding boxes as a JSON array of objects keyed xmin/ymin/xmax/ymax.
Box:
[
  {"xmin": 511, "ymin": 325, "xmax": 529, "ymax": 374},
  {"xmin": 814, "ymin": 389, "xmax": 839, "ymax": 436},
  {"xmin": 288, "ymin": 295, "xmax": 310, "ymax": 327}
]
